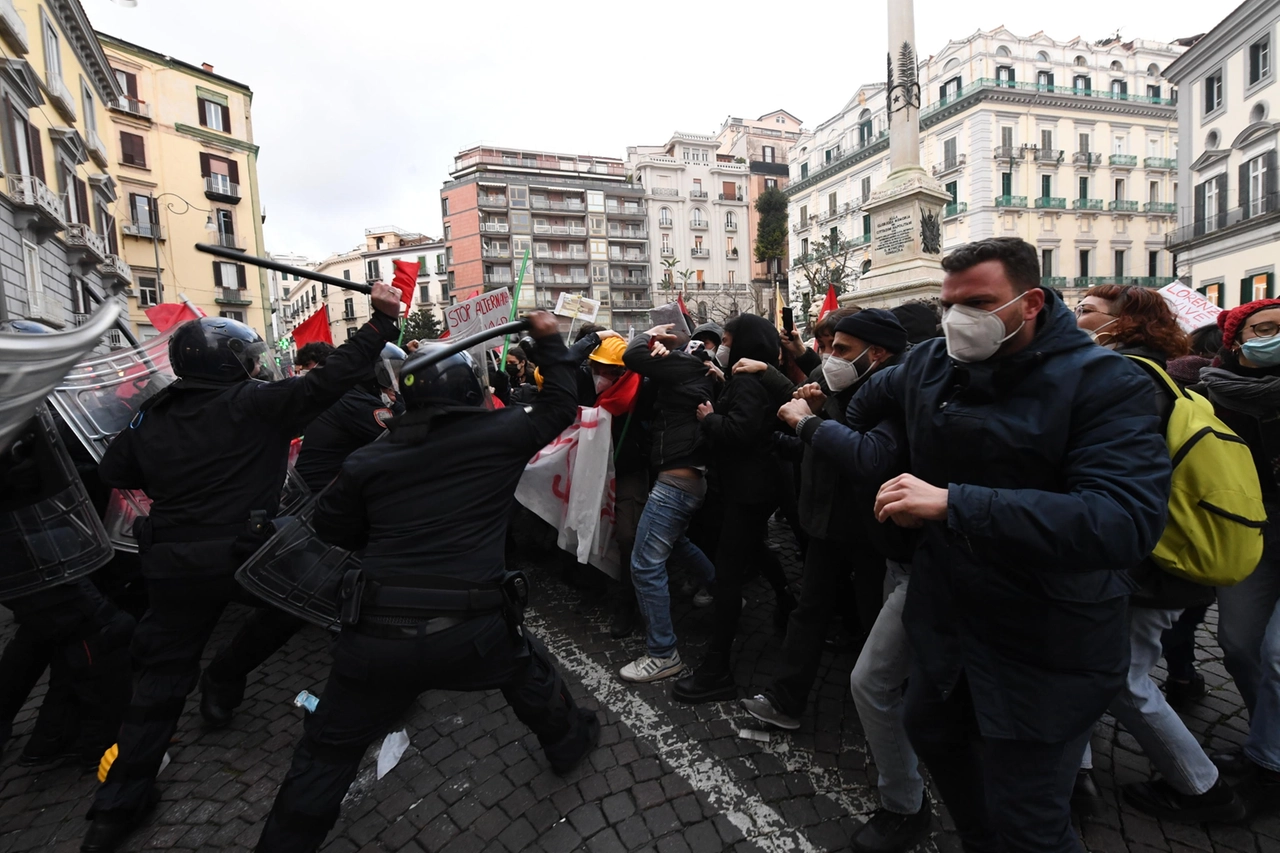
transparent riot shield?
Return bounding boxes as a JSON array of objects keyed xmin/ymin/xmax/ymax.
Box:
[
  {"xmin": 0, "ymin": 302, "xmax": 121, "ymax": 454},
  {"xmin": 235, "ymin": 498, "xmax": 353, "ymax": 633},
  {"xmin": 0, "ymin": 406, "xmax": 113, "ymax": 599},
  {"xmin": 48, "ymin": 331, "xmax": 175, "ymax": 462}
]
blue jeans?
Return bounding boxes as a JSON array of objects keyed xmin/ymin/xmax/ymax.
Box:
[
  {"xmin": 630, "ymin": 479, "xmax": 715, "ymax": 659},
  {"xmin": 1218, "ymin": 517, "xmax": 1280, "ymax": 772},
  {"xmin": 1083, "ymin": 607, "xmax": 1219, "ymax": 795},
  {"xmin": 850, "ymin": 561, "xmax": 922, "ymax": 815}
]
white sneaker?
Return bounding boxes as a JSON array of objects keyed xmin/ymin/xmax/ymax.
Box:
[
  {"xmin": 620, "ymin": 652, "xmax": 685, "ymax": 683},
  {"xmin": 692, "ymin": 587, "xmax": 714, "ymax": 608}
]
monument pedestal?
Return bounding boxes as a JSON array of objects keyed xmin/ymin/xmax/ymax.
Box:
[{"xmin": 840, "ymin": 166, "xmax": 951, "ymax": 309}]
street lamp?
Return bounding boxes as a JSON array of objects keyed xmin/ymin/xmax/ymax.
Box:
[{"xmin": 148, "ymin": 192, "xmax": 216, "ymax": 305}]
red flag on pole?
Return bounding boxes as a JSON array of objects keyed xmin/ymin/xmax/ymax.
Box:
[
  {"xmin": 144, "ymin": 302, "xmax": 200, "ymax": 333},
  {"xmin": 391, "ymin": 260, "xmax": 418, "ymax": 313},
  {"xmin": 292, "ymin": 305, "xmax": 333, "ymax": 347},
  {"xmin": 816, "ymin": 285, "xmax": 839, "ymax": 323}
]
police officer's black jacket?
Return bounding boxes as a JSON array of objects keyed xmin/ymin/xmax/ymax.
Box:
[
  {"xmin": 98, "ymin": 312, "xmax": 400, "ymax": 544},
  {"xmin": 295, "ymin": 386, "xmax": 401, "ymax": 493},
  {"xmin": 312, "ymin": 333, "xmax": 577, "ymax": 585}
]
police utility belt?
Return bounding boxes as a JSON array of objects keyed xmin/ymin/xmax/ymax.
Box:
[{"xmin": 338, "ymin": 569, "xmax": 530, "ymax": 639}]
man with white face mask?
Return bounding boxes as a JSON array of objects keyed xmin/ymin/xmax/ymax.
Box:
[{"xmin": 853, "ymin": 237, "xmax": 1172, "ymax": 852}]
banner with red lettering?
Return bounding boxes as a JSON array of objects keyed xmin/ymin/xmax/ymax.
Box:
[
  {"xmin": 514, "ymin": 405, "xmax": 620, "ymax": 579},
  {"xmin": 1158, "ymin": 281, "xmax": 1224, "ymax": 333}
]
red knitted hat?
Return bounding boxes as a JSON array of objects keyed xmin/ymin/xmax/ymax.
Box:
[{"xmin": 1219, "ymin": 298, "xmax": 1280, "ymax": 344}]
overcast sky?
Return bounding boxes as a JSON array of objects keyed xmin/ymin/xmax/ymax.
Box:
[{"xmin": 85, "ymin": 0, "xmax": 1220, "ymax": 260}]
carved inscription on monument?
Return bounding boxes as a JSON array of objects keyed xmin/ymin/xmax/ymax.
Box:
[{"xmin": 875, "ymin": 213, "xmax": 914, "ymax": 256}]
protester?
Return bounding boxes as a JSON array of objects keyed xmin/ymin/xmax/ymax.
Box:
[
  {"xmin": 1198, "ymin": 299, "xmax": 1280, "ymax": 816},
  {"xmin": 672, "ymin": 314, "xmax": 796, "ymax": 704},
  {"xmin": 507, "ymin": 347, "xmax": 537, "ymax": 403},
  {"xmin": 618, "ymin": 322, "xmax": 717, "ymax": 683},
  {"xmin": 293, "ymin": 341, "xmax": 335, "ymax": 374},
  {"xmin": 1074, "ymin": 285, "xmax": 1243, "ymax": 822},
  {"xmin": 857, "ymin": 238, "xmax": 1171, "ymax": 850}
]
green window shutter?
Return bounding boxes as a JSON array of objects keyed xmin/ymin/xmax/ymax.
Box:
[{"xmin": 1242, "ymin": 278, "xmax": 1253, "ymax": 306}]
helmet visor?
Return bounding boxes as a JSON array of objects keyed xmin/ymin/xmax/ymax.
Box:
[{"xmin": 243, "ymin": 341, "xmax": 283, "ymax": 382}]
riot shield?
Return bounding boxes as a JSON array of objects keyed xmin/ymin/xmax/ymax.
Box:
[
  {"xmin": 0, "ymin": 406, "xmax": 113, "ymax": 599},
  {"xmin": 0, "ymin": 302, "xmax": 121, "ymax": 454},
  {"xmin": 48, "ymin": 331, "xmax": 175, "ymax": 462},
  {"xmin": 235, "ymin": 498, "xmax": 353, "ymax": 633}
]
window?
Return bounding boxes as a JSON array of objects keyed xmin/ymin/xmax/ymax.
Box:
[
  {"xmin": 1244, "ymin": 272, "xmax": 1275, "ymax": 302},
  {"xmin": 129, "ymin": 193, "xmax": 156, "ymax": 233},
  {"xmin": 1036, "ymin": 50, "xmax": 1050, "ymax": 63},
  {"xmin": 1000, "ymin": 126, "xmax": 1014, "ymax": 149},
  {"xmin": 220, "ymin": 311, "xmax": 245, "ymax": 322},
  {"xmin": 81, "ymin": 81, "xmax": 95, "ymax": 135},
  {"xmin": 945, "ymin": 181, "xmax": 958, "ymax": 203},
  {"xmin": 366, "ymin": 259, "xmax": 381, "ymax": 280},
  {"xmin": 691, "ymin": 210, "xmax": 706, "ymax": 227},
  {"xmin": 727, "ymin": 270, "xmax": 736, "ymax": 285},
  {"xmin": 761, "ymin": 145, "xmax": 775, "ymax": 163},
  {"xmin": 996, "ymin": 65, "xmax": 1015, "ymax": 86},
  {"xmin": 1041, "ymin": 129, "xmax": 1054, "ymax": 151},
  {"xmin": 1001, "ymin": 172, "xmax": 1013, "ymax": 196},
  {"xmin": 216, "ymin": 209, "xmax": 235, "ymax": 245},
  {"xmin": 1148, "ymin": 251, "xmax": 1160, "ymax": 278},
  {"xmin": 1079, "ymin": 249, "xmax": 1090, "ymax": 277},
  {"xmin": 509, "ymin": 186, "xmax": 528, "ymax": 208},
  {"xmin": 198, "ymin": 96, "xmax": 231, "ymax": 132},
  {"xmin": 1200, "ymin": 283, "xmax": 1221, "ymax": 306},
  {"xmin": 827, "ymin": 227, "xmax": 838, "ymax": 245},
  {"xmin": 510, "ymin": 212, "xmax": 530, "ymax": 231},
  {"xmin": 800, "ymin": 237, "xmax": 809, "ymax": 255},
  {"xmin": 42, "ymin": 16, "xmax": 61, "ymax": 84},
  {"xmin": 1079, "ymin": 176, "xmax": 1090, "ymax": 199},
  {"xmin": 441, "ymin": 197, "xmax": 450, "ymax": 217},
  {"xmin": 1149, "ymin": 181, "xmax": 1160, "ymax": 203},
  {"xmin": 1204, "ymin": 70, "xmax": 1224, "ymax": 115},
  {"xmin": 119, "ymin": 131, "xmax": 146, "ymax": 167},
  {"xmin": 1110, "ymin": 79, "xmax": 1128, "ymax": 99},
  {"xmin": 1078, "ymin": 132, "xmax": 1090, "ymax": 154},
  {"xmin": 725, "ymin": 211, "xmax": 736, "ymax": 229},
  {"xmin": 137, "ymin": 275, "xmax": 158, "ymax": 307},
  {"xmin": 343, "ymin": 269, "xmax": 351, "ymax": 281},
  {"xmin": 1073, "ymin": 74, "xmax": 1092, "ymax": 93},
  {"xmin": 1113, "ymin": 135, "xmax": 1126, "ymax": 155},
  {"xmin": 659, "ymin": 207, "xmax": 672, "ymax": 226},
  {"xmin": 765, "ymin": 178, "xmax": 777, "ymax": 191},
  {"xmin": 861, "ymin": 176, "xmax": 872, "ymax": 200},
  {"xmin": 800, "ymin": 163, "xmax": 808, "ymax": 179},
  {"xmin": 858, "ymin": 115, "xmax": 874, "ymax": 147},
  {"xmin": 214, "ymin": 261, "xmax": 244, "ymax": 290},
  {"xmin": 114, "ymin": 68, "xmax": 138, "ymax": 106},
  {"xmin": 940, "ymin": 76, "xmax": 962, "ymax": 103},
  {"xmin": 1114, "ymin": 178, "xmax": 1125, "ymax": 201},
  {"xmin": 1037, "ymin": 70, "xmax": 1054, "ymax": 90},
  {"xmin": 1250, "ymin": 37, "xmax": 1271, "ymax": 86},
  {"xmin": 1242, "ymin": 152, "xmax": 1277, "ymax": 218},
  {"xmin": 798, "ymin": 205, "xmax": 807, "ymax": 222},
  {"xmin": 1042, "ymin": 248, "xmax": 1053, "ymax": 276},
  {"xmin": 1198, "ymin": 175, "xmax": 1225, "ymax": 233},
  {"xmin": 943, "ymin": 137, "xmax": 957, "ymax": 167},
  {"xmin": 1041, "ymin": 175, "xmax": 1053, "ymax": 198},
  {"xmin": 443, "ymin": 223, "xmax": 451, "ymax": 241},
  {"xmin": 1114, "ymin": 250, "xmax": 1125, "ymax": 276},
  {"xmin": 1147, "ymin": 84, "xmax": 1162, "ymax": 100},
  {"xmin": 862, "ymin": 214, "xmax": 871, "ymax": 237},
  {"xmin": 200, "ymin": 153, "xmax": 239, "ymax": 195},
  {"xmin": 343, "ymin": 297, "xmax": 355, "ymax": 319},
  {"xmin": 828, "ymin": 192, "xmax": 838, "ymax": 215}
]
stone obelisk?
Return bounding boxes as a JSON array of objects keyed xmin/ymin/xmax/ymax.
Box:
[{"xmin": 842, "ymin": 0, "xmax": 950, "ymax": 308}]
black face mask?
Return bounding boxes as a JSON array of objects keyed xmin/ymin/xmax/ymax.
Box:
[{"xmin": 506, "ymin": 364, "xmax": 522, "ymax": 384}]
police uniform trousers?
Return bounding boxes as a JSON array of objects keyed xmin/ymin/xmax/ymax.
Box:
[
  {"xmin": 0, "ymin": 579, "xmax": 134, "ymax": 759},
  {"xmin": 255, "ymin": 612, "xmax": 594, "ymax": 853},
  {"xmin": 92, "ymin": 538, "xmax": 296, "ymax": 815}
]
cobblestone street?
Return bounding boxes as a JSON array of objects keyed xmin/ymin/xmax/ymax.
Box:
[{"xmin": 1, "ymin": 524, "xmax": 1277, "ymax": 853}]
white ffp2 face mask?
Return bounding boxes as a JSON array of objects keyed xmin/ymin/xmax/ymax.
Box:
[
  {"xmin": 941, "ymin": 292, "xmax": 1028, "ymax": 363},
  {"xmin": 822, "ymin": 347, "xmax": 877, "ymax": 392},
  {"xmin": 593, "ymin": 374, "xmax": 615, "ymax": 394}
]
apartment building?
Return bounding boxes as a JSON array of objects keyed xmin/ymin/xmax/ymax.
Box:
[
  {"xmin": 715, "ymin": 110, "xmax": 805, "ymax": 294},
  {"xmin": 359, "ymin": 225, "xmax": 447, "ymax": 328},
  {"xmin": 1165, "ymin": 0, "xmax": 1279, "ymax": 308},
  {"xmin": 787, "ymin": 27, "xmax": 1185, "ymax": 307},
  {"xmin": 628, "ymin": 132, "xmax": 758, "ymax": 324},
  {"xmin": 0, "ymin": 0, "xmax": 131, "ymax": 340},
  {"xmin": 99, "ymin": 33, "xmax": 265, "ymax": 338},
  {"xmin": 440, "ymin": 146, "xmax": 649, "ymax": 329}
]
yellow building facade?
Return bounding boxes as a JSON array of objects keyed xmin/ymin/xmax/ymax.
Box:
[{"xmin": 98, "ymin": 33, "xmax": 266, "ymax": 339}]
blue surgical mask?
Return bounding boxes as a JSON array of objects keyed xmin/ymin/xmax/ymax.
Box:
[{"xmin": 1241, "ymin": 335, "xmax": 1280, "ymax": 367}]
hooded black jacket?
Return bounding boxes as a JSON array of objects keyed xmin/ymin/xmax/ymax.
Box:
[{"xmin": 622, "ymin": 334, "xmax": 715, "ymax": 473}]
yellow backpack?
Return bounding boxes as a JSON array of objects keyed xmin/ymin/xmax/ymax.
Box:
[{"xmin": 1128, "ymin": 356, "xmax": 1267, "ymax": 586}]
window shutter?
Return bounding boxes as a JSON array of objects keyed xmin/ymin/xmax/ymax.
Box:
[
  {"xmin": 106, "ymin": 213, "xmax": 117, "ymax": 254},
  {"xmin": 236, "ymin": 264, "xmax": 246, "ymax": 290},
  {"xmin": 75, "ymin": 178, "xmax": 88, "ymax": 225},
  {"xmin": 199, "ymin": 152, "xmax": 211, "ymax": 177},
  {"xmin": 1240, "ymin": 162, "xmax": 1252, "ymax": 216},
  {"xmin": 220, "ymin": 104, "xmax": 231, "ymax": 132},
  {"xmin": 1267, "ymin": 151, "xmax": 1279, "ymax": 211},
  {"xmin": 1269, "ymin": 273, "xmax": 1277, "ymax": 299},
  {"xmin": 124, "ymin": 72, "xmax": 138, "ymax": 99},
  {"xmin": 197, "ymin": 98, "xmax": 208, "ymax": 128},
  {"xmin": 212, "ymin": 260, "xmax": 220, "ymax": 287},
  {"xmin": 27, "ymin": 125, "xmax": 44, "ymax": 182},
  {"xmin": 1048, "ymin": 73, "xmax": 1055, "ymax": 88},
  {"xmin": 2, "ymin": 97, "xmax": 16, "ymax": 174},
  {"xmin": 1086, "ymin": 77, "xmax": 1093, "ymax": 91},
  {"xmin": 1216, "ymin": 174, "xmax": 1229, "ymax": 219},
  {"xmin": 1242, "ymin": 278, "xmax": 1253, "ymax": 306},
  {"xmin": 1194, "ymin": 182, "xmax": 1206, "ymax": 230},
  {"xmin": 227, "ymin": 159, "xmax": 239, "ymax": 185},
  {"xmin": 1120, "ymin": 82, "xmax": 1128, "ymax": 96}
]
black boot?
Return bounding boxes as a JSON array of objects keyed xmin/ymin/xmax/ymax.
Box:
[
  {"xmin": 546, "ymin": 709, "xmax": 601, "ymax": 776},
  {"xmin": 671, "ymin": 652, "xmax": 736, "ymax": 704},
  {"xmin": 198, "ymin": 670, "xmax": 240, "ymax": 730},
  {"xmin": 82, "ymin": 792, "xmax": 158, "ymax": 853}
]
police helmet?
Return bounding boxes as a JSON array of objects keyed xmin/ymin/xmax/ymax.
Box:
[
  {"xmin": 399, "ymin": 347, "xmax": 485, "ymax": 412},
  {"xmin": 169, "ymin": 316, "xmax": 270, "ymax": 383},
  {"xmin": 374, "ymin": 343, "xmax": 407, "ymax": 391}
]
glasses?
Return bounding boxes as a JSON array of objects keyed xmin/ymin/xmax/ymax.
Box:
[
  {"xmin": 1073, "ymin": 304, "xmax": 1119, "ymax": 318},
  {"xmin": 1244, "ymin": 321, "xmax": 1280, "ymax": 339}
]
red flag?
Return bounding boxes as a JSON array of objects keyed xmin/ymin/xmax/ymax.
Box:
[
  {"xmin": 816, "ymin": 285, "xmax": 839, "ymax": 322},
  {"xmin": 144, "ymin": 302, "xmax": 200, "ymax": 333},
  {"xmin": 391, "ymin": 260, "xmax": 418, "ymax": 312},
  {"xmin": 292, "ymin": 305, "xmax": 333, "ymax": 347},
  {"xmin": 596, "ymin": 370, "xmax": 641, "ymax": 417}
]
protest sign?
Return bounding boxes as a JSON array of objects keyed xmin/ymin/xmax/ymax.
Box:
[
  {"xmin": 444, "ymin": 287, "xmax": 512, "ymax": 373},
  {"xmin": 553, "ymin": 292, "xmax": 600, "ymax": 323},
  {"xmin": 1158, "ymin": 282, "xmax": 1223, "ymax": 333}
]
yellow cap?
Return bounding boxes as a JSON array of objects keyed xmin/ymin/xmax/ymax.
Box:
[{"xmin": 588, "ymin": 336, "xmax": 627, "ymax": 367}]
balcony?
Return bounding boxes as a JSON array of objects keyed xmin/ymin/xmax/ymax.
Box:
[
  {"xmin": 479, "ymin": 222, "xmax": 509, "ymax": 233},
  {"xmin": 1034, "ymin": 197, "xmax": 1066, "ymax": 209},
  {"xmin": 792, "ymin": 222, "xmax": 809, "ymax": 234},
  {"xmin": 611, "ymin": 297, "xmax": 654, "ymax": 311},
  {"xmin": 483, "ymin": 274, "xmax": 513, "ymax": 285},
  {"xmin": 1041, "ymin": 276, "xmax": 1068, "ymax": 288},
  {"xmin": 1144, "ymin": 157, "xmax": 1177, "ymax": 171},
  {"xmin": 65, "ymin": 223, "xmax": 107, "ymax": 264},
  {"xmin": 1073, "ymin": 198, "xmax": 1104, "ymax": 211},
  {"xmin": 944, "ymin": 201, "xmax": 968, "ymax": 218},
  {"xmin": 477, "ymin": 194, "xmax": 507, "ymax": 208},
  {"xmin": 659, "ymin": 218, "xmax": 673, "ymax": 229},
  {"xmin": 690, "ymin": 248, "xmax": 710, "ymax": 258},
  {"xmin": 651, "ymin": 188, "xmax": 679, "ymax": 198},
  {"xmin": 100, "ymin": 255, "xmax": 133, "ymax": 288},
  {"xmin": 994, "ymin": 195, "xmax": 1027, "ymax": 208},
  {"xmin": 659, "ymin": 247, "xmax": 674, "ymax": 257},
  {"xmin": 689, "ymin": 190, "xmax": 709, "ymax": 200},
  {"xmin": 993, "ymin": 146, "xmax": 1024, "ymax": 162},
  {"xmin": 114, "ymin": 95, "xmax": 150, "ymax": 118},
  {"xmin": 122, "ymin": 221, "xmax": 161, "ymax": 239},
  {"xmin": 86, "ymin": 129, "xmax": 108, "ymax": 168},
  {"xmin": 690, "ymin": 220, "xmax": 709, "ymax": 231},
  {"xmin": 1144, "ymin": 202, "xmax": 1176, "ymax": 215},
  {"xmin": 215, "ymin": 287, "xmax": 252, "ymax": 306},
  {"xmin": 45, "ymin": 75, "xmax": 75, "ymax": 120},
  {"xmin": 724, "ymin": 221, "xmax": 737, "ymax": 232},
  {"xmin": 608, "ymin": 228, "xmax": 648, "ymax": 240},
  {"xmin": 0, "ymin": 0, "xmax": 28, "ymax": 54},
  {"xmin": 482, "ymin": 248, "xmax": 512, "ymax": 259},
  {"xmin": 1109, "ymin": 154, "xmax": 1138, "ymax": 169},
  {"xmin": 215, "ymin": 232, "xmax": 242, "ymax": 250},
  {"xmin": 1035, "ymin": 149, "xmax": 1064, "ymax": 165},
  {"xmin": 342, "ymin": 310, "xmax": 357, "ymax": 321},
  {"xmin": 609, "ymin": 252, "xmax": 649, "ymax": 263},
  {"xmin": 1073, "ymin": 276, "xmax": 1146, "ymax": 287},
  {"xmin": 1073, "ymin": 152, "xmax": 1102, "ymax": 167},
  {"xmin": 7, "ymin": 174, "xmax": 66, "ymax": 236},
  {"xmin": 725, "ymin": 250, "xmax": 740, "ymax": 260},
  {"xmin": 1109, "ymin": 200, "xmax": 1140, "ymax": 212},
  {"xmin": 845, "ymin": 233, "xmax": 872, "ymax": 249},
  {"xmin": 204, "ymin": 176, "xmax": 241, "ymax": 204},
  {"xmin": 534, "ymin": 249, "xmax": 587, "ymax": 262},
  {"xmin": 533, "ymin": 223, "xmax": 587, "ymax": 237},
  {"xmin": 1165, "ymin": 194, "xmax": 1280, "ymax": 247},
  {"xmin": 533, "ymin": 273, "xmax": 590, "ymax": 286},
  {"xmin": 932, "ymin": 154, "xmax": 967, "ymax": 177},
  {"xmin": 531, "ymin": 198, "xmax": 586, "ymax": 212},
  {"xmin": 606, "ymin": 204, "xmax": 646, "ymax": 218},
  {"xmin": 610, "ymin": 278, "xmax": 652, "ymax": 288},
  {"xmin": 718, "ymin": 192, "xmax": 745, "ymax": 202}
]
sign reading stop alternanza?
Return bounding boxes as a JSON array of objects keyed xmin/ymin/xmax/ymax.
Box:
[
  {"xmin": 445, "ymin": 288, "xmax": 512, "ymax": 339},
  {"xmin": 1158, "ymin": 282, "xmax": 1224, "ymax": 333}
]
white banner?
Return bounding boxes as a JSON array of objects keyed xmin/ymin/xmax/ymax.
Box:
[
  {"xmin": 1158, "ymin": 281, "xmax": 1224, "ymax": 333},
  {"xmin": 553, "ymin": 292, "xmax": 600, "ymax": 323}
]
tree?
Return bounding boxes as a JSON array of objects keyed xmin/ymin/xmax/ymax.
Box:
[
  {"xmin": 795, "ymin": 229, "xmax": 858, "ymax": 297},
  {"xmin": 754, "ymin": 187, "xmax": 789, "ymax": 271},
  {"xmin": 798, "ymin": 290, "xmax": 813, "ymax": 336},
  {"xmin": 402, "ymin": 307, "xmax": 444, "ymax": 342}
]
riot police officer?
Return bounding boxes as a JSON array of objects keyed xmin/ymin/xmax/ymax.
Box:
[
  {"xmin": 82, "ymin": 284, "xmax": 402, "ymax": 853},
  {"xmin": 254, "ymin": 311, "xmax": 599, "ymax": 853},
  {"xmin": 198, "ymin": 343, "xmax": 407, "ymax": 727}
]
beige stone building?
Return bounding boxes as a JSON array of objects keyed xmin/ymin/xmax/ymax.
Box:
[{"xmin": 99, "ymin": 33, "xmax": 265, "ymax": 338}]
